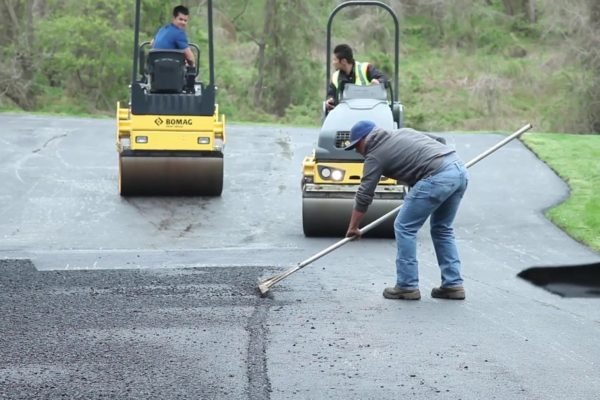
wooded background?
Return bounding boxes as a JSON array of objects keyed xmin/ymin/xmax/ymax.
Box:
[{"xmin": 1, "ymin": 0, "xmax": 599, "ymax": 133}]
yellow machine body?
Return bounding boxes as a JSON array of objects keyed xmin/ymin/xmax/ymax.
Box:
[
  {"xmin": 118, "ymin": 0, "xmax": 225, "ymax": 196},
  {"xmin": 302, "ymin": 154, "xmax": 398, "ymax": 186},
  {"xmin": 116, "ymin": 102, "xmax": 226, "ymax": 196},
  {"xmin": 303, "ymin": 1, "xmax": 406, "ymax": 237},
  {"xmin": 301, "ymin": 153, "xmax": 405, "ymax": 237}
]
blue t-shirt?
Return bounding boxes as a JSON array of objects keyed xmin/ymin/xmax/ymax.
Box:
[{"xmin": 152, "ymin": 23, "xmax": 189, "ymax": 49}]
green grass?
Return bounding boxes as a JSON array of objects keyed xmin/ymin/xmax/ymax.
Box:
[
  {"xmin": 34, "ymin": 86, "xmax": 113, "ymax": 117},
  {"xmin": 522, "ymin": 132, "xmax": 600, "ymax": 253},
  {"xmin": 0, "ymin": 105, "xmax": 26, "ymax": 113}
]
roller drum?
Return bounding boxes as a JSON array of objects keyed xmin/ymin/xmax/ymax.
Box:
[
  {"xmin": 119, "ymin": 152, "xmax": 223, "ymax": 196},
  {"xmin": 302, "ymin": 195, "xmax": 399, "ymax": 238}
]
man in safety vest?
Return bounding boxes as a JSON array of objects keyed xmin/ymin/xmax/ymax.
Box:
[{"xmin": 325, "ymin": 44, "xmax": 386, "ymax": 111}]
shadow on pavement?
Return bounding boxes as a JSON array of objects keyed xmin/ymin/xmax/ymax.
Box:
[{"xmin": 518, "ymin": 261, "xmax": 600, "ymax": 298}]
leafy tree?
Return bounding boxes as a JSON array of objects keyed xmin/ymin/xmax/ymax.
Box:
[
  {"xmin": 0, "ymin": 0, "xmax": 598, "ymax": 132},
  {"xmin": 580, "ymin": 0, "xmax": 600, "ymax": 132},
  {"xmin": 0, "ymin": 0, "xmax": 43, "ymax": 109},
  {"xmin": 500, "ymin": 0, "xmax": 536, "ymax": 22},
  {"xmin": 255, "ymin": 0, "xmax": 322, "ymax": 117},
  {"xmin": 36, "ymin": 14, "xmax": 132, "ymax": 110}
]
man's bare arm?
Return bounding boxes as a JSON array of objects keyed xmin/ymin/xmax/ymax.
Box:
[{"xmin": 184, "ymin": 47, "xmax": 195, "ymax": 67}]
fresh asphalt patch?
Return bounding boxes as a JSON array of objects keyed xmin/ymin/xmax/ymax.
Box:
[{"xmin": 0, "ymin": 259, "xmax": 286, "ymax": 400}]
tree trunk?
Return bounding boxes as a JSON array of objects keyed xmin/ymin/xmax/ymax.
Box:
[
  {"xmin": 502, "ymin": 0, "xmax": 536, "ymax": 22},
  {"xmin": 526, "ymin": 0, "xmax": 536, "ymax": 23},
  {"xmin": 253, "ymin": 0, "xmax": 275, "ymax": 108},
  {"xmin": 253, "ymin": 39, "xmax": 266, "ymax": 108},
  {"xmin": 32, "ymin": 0, "xmax": 46, "ymax": 21},
  {"xmin": 587, "ymin": 0, "xmax": 600, "ymax": 132},
  {"xmin": 501, "ymin": 0, "xmax": 516, "ymax": 16},
  {"xmin": 22, "ymin": 0, "xmax": 35, "ymax": 82},
  {"xmin": 591, "ymin": 0, "xmax": 600, "ymax": 29},
  {"xmin": 0, "ymin": 0, "xmax": 35, "ymax": 109}
]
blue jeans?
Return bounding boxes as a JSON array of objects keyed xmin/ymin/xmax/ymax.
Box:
[{"xmin": 394, "ymin": 158, "xmax": 468, "ymax": 289}]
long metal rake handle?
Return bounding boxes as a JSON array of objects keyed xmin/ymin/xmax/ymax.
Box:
[{"xmin": 259, "ymin": 123, "xmax": 533, "ymax": 294}]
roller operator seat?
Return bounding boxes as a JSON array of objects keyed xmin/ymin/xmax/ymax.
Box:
[{"xmin": 147, "ymin": 49, "xmax": 187, "ymax": 93}]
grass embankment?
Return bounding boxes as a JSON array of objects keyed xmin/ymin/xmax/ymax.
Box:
[{"xmin": 522, "ymin": 133, "xmax": 600, "ymax": 253}]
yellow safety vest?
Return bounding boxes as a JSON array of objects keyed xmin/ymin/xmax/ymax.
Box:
[{"xmin": 332, "ymin": 61, "xmax": 369, "ymax": 89}]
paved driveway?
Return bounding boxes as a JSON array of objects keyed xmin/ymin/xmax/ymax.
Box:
[{"xmin": 0, "ymin": 114, "xmax": 598, "ymax": 399}]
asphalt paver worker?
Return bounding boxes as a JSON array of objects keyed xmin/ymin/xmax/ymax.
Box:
[{"xmin": 344, "ymin": 120, "xmax": 469, "ymax": 300}]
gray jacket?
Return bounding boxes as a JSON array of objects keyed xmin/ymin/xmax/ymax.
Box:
[{"xmin": 354, "ymin": 128, "xmax": 455, "ymax": 212}]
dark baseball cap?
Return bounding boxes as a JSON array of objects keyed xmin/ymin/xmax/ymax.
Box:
[{"xmin": 344, "ymin": 120, "xmax": 376, "ymax": 150}]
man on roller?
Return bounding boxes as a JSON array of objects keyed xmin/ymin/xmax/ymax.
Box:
[
  {"xmin": 325, "ymin": 44, "xmax": 386, "ymax": 111},
  {"xmin": 151, "ymin": 5, "xmax": 195, "ymax": 67}
]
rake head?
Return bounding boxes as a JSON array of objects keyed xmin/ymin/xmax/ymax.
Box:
[
  {"xmin": 257, "ymin": 264, "xmax": 301, "ymax": 296},
  {"xmin": 257, "ymin": 274, "xmax": 279, "ymax": 296},
  {"xmin": 258, "ymin": 281, "xmax": 271, "ymax": 296}
]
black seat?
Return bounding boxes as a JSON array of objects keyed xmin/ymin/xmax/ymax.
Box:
[{"xmin": 147, "ymin": 49, "xmax": 186, "ymax": 93}]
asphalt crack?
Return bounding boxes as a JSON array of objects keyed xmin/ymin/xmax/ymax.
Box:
[{"xmin": 246, "ymin": 302, "xmax": 272, "ymax": 399}]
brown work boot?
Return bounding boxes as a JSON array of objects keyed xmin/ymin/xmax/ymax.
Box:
[
  {"xmin": 383, "ymin": 286, "xmax": 421, "ymax": 300},
  {"xmin": 431, "ymin": 286, "xmax": 466, "ymax": 300}
]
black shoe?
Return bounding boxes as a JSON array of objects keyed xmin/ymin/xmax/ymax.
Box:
[
  {"xmin": 383, "ymin": 286, "xmax": 421, "ymax": 300},
  {"xmin": 431, "ymin": 286, "xmax": 466, "ymax": 300}
]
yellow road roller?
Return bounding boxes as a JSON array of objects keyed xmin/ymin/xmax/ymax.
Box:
[
  {"xmin": 302, "ymin": 1, "xmax": 405, "ymax": 237},
  {"xmin": 116, "ymin": 0, "xmax": 225, "ymax": 196}
]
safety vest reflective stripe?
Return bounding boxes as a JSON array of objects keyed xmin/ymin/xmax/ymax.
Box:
[
  {"xmin": 332, "ymin": 62, "xmax": 369, "ymax": 89},
  {"xmin": 356, "ymin": 62, "xmax": 368, "ymax": 85}
]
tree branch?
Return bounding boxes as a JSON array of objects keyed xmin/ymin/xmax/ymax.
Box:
[
  {"xmin": 232, "ymin": 0, "xmax": 250, "ymax": 24},
  {"xmin": 3, "ymin": 0, "xmax": 21, "ymax": 31}
]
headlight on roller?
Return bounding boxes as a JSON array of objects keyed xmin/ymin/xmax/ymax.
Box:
[
  {"xmin": 135, "ymin": 136, "xmax": 148, "ymax": 144},
  {"xmin": 197, "ymin": 137, "xmax": 210, "ymax": 145},
  {"xmin": 318, "ymin": 166, "xmax": 345, "ymax": 181},
  {"xmin": 331, "ymin": 170, "xmax": 344, "ymax": 181}
]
